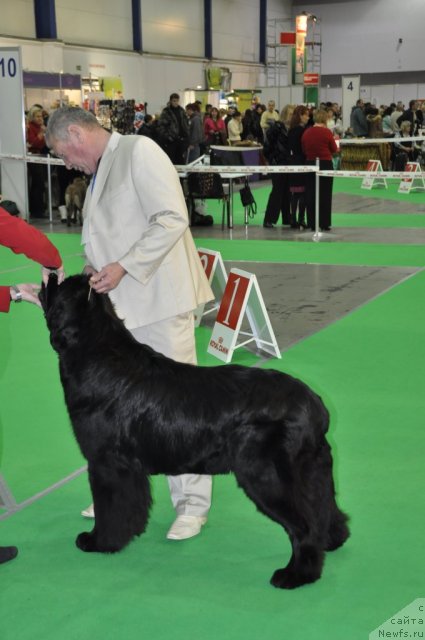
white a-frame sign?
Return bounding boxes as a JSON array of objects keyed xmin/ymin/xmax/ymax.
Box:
[
  {"xmin": 194, "ymin": 248, "xmax": 228, "ymax": 327},
  {"xmin": 398, "ymin": 162, "xmax": 425, "ymax": 194},
  {"xmin": 207, "ymin": 268, "xmax": 281, "ymax": 363},
  {"xmin": 361, "ymin": 159, "xmax": 387, "ymax": 190}
]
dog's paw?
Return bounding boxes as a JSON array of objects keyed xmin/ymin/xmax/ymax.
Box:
[
  {"xmin": 270, "ymin": 566, "xmax": 321, "ymax": 590},
  {"xmin": 76, "ymin": 531, "xmax": 99, "ymax": 552},
  {"xmin": 76, "ymin": 531, "xmax": 124, "ymax": 553}
]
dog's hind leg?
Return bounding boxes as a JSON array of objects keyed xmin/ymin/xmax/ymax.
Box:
[
  {"xmin": 316, "ymin": 442, "xmax": 350, "ymax": 552},
  {"xmin": 235, "ymin": 459, "xmax": 325, "ymax": 589},
  {"xmin": 76, "ymin": 458, "xmax": 152, "ymax": 553}
]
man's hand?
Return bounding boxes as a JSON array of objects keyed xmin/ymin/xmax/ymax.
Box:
[{"xmin": 89, "ymin": 262, "xmax": 127, "ymax": 294}]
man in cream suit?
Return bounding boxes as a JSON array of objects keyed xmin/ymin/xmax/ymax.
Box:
[{"xmin": 46, "ymin": 107, "xmax": 213, "ymax": 540}]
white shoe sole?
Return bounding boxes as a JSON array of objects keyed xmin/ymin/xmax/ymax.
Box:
[
  {"xmin": 81, "ymin": 505, "xmax": 95, "ymax": 518},
  {"xmin": 166, "ymin": 516, "xmax": 207, "ymax": 541}
]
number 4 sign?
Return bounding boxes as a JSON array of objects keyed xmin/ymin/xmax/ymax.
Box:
[
  {"xmin": 194, "ymin": 248, "xmax": 228, "ymax": 327},
  {"xmin": 207, "ymin": 268, "xmax": 281, "ymax": 363}
]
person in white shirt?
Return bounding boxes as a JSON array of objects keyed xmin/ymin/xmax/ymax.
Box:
[
  {"xmin": 260, "ymin": 100, "xmax": 280, "ymax": 139},
  {"xmin": 227, "ymin": 110, "xmax": 243, "ymax": 144}
]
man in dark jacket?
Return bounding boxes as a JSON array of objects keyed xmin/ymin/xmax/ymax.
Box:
[
  {"xmin": 157, "ymin": 93, "xmax": 190, "ymax": 164},
  {"xmin": 350, "ymin": 100, "xmax": 368, "ymax": 137},
  {"xmin": 397, "ymin": 100, "xmax": 418, "ymax": 135}
]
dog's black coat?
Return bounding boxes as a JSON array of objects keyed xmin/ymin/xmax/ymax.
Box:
[{"xmin": 40, "ymin": 274, "xmax": 349, "ymax": 589}]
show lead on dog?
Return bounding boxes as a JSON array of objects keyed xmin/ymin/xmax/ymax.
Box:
[
  {"xmin": 46, "ymin": 107, "xmax": 214, "ymax": 541},
  {"xmin": 0, "ymin": 204, "xmax": 64, "ymax": 564}
]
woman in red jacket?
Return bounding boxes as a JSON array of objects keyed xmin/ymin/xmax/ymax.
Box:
[
  {"xmin": 0, "ymin": 205, "xmax": 63, "ymax": 563},
  {"xmin": 203, "ymin": 107, "xmax": 227, "ymax": 146},
  {"xmin": 26, "ymin": 106, "xmax": 48, "ymax": 219},
  {"xmin": 301, "ymin": 109, "xmax": 339, "ymax": 231}
]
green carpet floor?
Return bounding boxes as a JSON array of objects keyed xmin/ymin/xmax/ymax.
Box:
[{"xmin": 1, "ymin": 193, "xmax": 424, "ymax": 639}]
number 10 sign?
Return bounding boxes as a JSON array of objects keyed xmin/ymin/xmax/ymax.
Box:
[{"xmin": 207, "ymin": 268, "xmax": 281, "ymax": 363}]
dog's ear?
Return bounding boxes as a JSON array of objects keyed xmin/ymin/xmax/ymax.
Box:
[{"xmin": 39, "ymin": 272, "xmax": 59, "ymax": 312}]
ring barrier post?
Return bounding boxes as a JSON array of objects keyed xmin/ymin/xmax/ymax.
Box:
[
  {"xmin": 47, "ymin": 156, "xmax": 53, "ymax": 222},
  {"xmin": 313, "ymin": 157, "xmax": 322, "ymax": 241}
]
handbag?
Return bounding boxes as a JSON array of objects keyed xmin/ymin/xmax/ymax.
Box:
[{"xmin": 239, "ymin": 178, "xmax": 257, "ymax": 218}]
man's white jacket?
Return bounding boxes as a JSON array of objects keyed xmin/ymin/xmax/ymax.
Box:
[{"xmin": 82, "ymin": 132, "xmax": 213, "ymax": 329}]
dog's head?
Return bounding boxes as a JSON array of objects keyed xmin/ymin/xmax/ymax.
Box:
[{"xmin": 39, "ymin": 273, "xmax": 118, "ymax": 353}]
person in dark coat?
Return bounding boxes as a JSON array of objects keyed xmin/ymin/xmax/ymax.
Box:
[
  {"xmin": 287, "ymin": 105, "xmax": 310, "ymax": 228},
  {"xmin": 157, "ymin": 93, "xmax": 190, "ymax": 164},
  {"xmin": 262, "ymin": 106, "xmax": 292, "ymax": 228}
]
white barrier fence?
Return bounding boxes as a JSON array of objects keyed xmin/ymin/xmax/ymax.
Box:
[{"xmin": 1, "ymin": 151, "xmax": 424, "ymax": 239}]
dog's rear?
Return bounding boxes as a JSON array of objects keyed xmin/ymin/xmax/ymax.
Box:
[
  {"xmin": 65, "ymin": 177, "xmax": 87, "ymax": 227},
  {"xmin": 40, "ymin": 274, "xmax": 349, "ymax": 589}
]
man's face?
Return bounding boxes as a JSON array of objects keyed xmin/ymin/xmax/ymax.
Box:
[
  {"xmin": 49, "ymin": 128, "xmax": 95, "ymax": 175},
  {"xmin": 170, "ymin": 97, "xmax": 180, "ymax": 107},
  {"xmin": 268, "ymin": 101, "xmax": 275, "ymax": 112}
]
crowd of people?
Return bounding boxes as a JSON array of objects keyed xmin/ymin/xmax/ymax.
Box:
[
  {"xmin": 23, "ymin": 94, "xmax": 425, "ymax": 231},
  {"xmin": 260, "ymin": 102, "xmax": 340, "ymax": 231}
]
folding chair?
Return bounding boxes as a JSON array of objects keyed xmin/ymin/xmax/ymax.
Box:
[{"xmin": 187, "ymin": 172, "xmax": 230, "ymax": 228}]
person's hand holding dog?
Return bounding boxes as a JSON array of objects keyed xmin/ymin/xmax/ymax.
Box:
[
  {"xmin": 10, "ymin": 283, "xmax": 42, "ymax": 306},
  {"xmin": 89, "ymin": 262, "xmax": 127, "ymax": 294},
  {"xmin": 42, "ymin": 264, "xmax": 65, "ymax": 285}
]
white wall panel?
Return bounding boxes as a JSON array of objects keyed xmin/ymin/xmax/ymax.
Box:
[
  {"xmin": 64, "ymin": 45, "xmax": 143, "ymax": 100},
  {"xmin": 142, "ymin": 0, "xmax": 204, "ymax": 57},
  {"xmin": 370, "ymin": 85, "xmax": 395, "ymax": 108},
  {"xmin": 294, "ymin": 0, "xmax": 425, "ymax": 75},
  {"xmin": 143, "ymin": 57, "xmax": 205, "ymax": 112},
  {"xmin": 0, "ymin": 0, "xmax": 35, "ymax": 39},
  {"xmin": 212, "ymin": 0, "xmax": 260, "ymax": 62},
  {"xmin": 56, "ymin": 0, "xmax": 133, "ymax": 50},
  {"xmin": 267, "ymin": 0, "xmax": 292, "ymax": 21}
]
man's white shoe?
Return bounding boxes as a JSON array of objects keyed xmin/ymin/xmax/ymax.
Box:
[
  {"xmin": 81, "ymin": 504, "xmax": 95, "ymax": 518},
  {"xmin": 166, "ymin": 515, "xmax": 207, "ymax": 540}
]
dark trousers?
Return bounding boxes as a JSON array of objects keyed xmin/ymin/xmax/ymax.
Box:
[
  {"xmin": 28, "ymin": 162, "xmax": 47, "ymax": 218},
  {"xmin": 305, "ymin": 159, "xmax": 334, "ymax": 229},
  {"xmin": 264, "ymin": 173, "xmax": 291, "ymax": 224},
  {"xmin": 164, "ymin": 140, "xmax": 188, "ymax": 165}
]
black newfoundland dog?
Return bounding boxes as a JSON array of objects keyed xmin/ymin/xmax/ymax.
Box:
[{"xmin": 40, "ymin": 274, "xmax": 349, "ymax": 589}]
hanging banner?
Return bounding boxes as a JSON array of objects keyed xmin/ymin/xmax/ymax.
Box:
[
  {"xmin": 361, "ymin": 160, "xmax": 388, "ymax": 190},
  {"xmin": 194, "ymin": 248, "xmax": 228, "ymax": 327},
  {"xmin": 294, "ymin": 15, "xmax": 308, "ymax": 85},
  {"xmin": 207, "ymin": 268, "xmax": 281, "ymax": 363}
]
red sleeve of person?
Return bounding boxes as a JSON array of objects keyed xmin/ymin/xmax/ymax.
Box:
[{"xmin": 0, "ymin": 206, "xmax": 62, "ymax": 312}]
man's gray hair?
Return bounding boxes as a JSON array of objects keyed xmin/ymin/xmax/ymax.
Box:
[{"xmin": 46, "ymin": 106, "xmax": 100, "ymax": 144}]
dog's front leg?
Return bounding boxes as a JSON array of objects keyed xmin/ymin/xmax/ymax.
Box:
[{"xmin": 76, "ymin": 459, "xmax": 152, "ymax": 553}]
